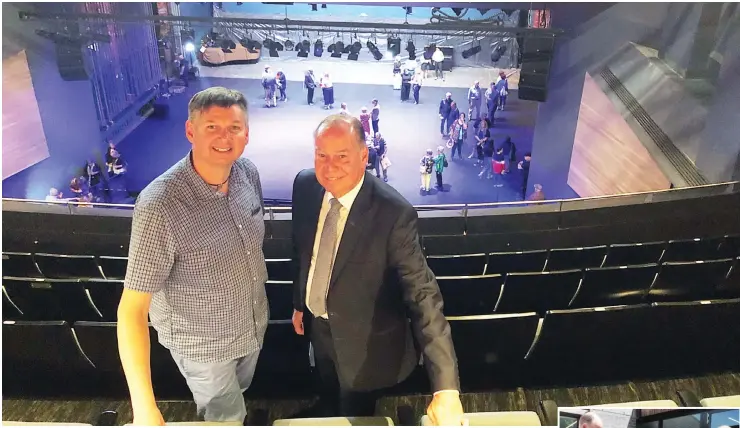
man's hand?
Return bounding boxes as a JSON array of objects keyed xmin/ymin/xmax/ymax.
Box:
[
  {"xmin": 292, "ymin": 309, "xmax": 304, "ymax": 335},
  {"xmin": 133, "ymin": 403, "xmax": 165, "ymax": 426},
  {"xmin": 427, "ymin": 391, "xmax": 466, "ymax": 426}
]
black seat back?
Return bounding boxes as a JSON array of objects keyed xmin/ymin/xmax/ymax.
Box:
[
  {"xmin": 573, "ymin": 264, "xmax": 657, "ymax": 308},
  {"xmin": 437, "ymin": 275, "xmax": 504, "ymax": 316},
  {"xmin": 266, "ymin": 259, "xmax": 293, "ymax": 282},
  {"xmin": 2, "ymin": 278, "xmax": 102, "ymax": 321},
  {"xmin": 34, "ymin": 253, "xmax": 103, "ymax": 279},
  {"xmin": 449, "ymin": 313, "xmax": 539, "ymax": 390},
  {"xmin": 496, "ymin": 270, "xmax": 582, "ymax": 314},
  {"xmin": 2, "ymin": 320, "xmax": 95, "ymax": 394},
  {"xmin": 650, "ymin": 259, "xmax": 733, "ymax": 302},
  {"xmin": 427, "ymin": 254, "xmax": 487, "ymax": 277},
  {"xmin": 2, "ymin": 252, "xmax": 42, "ymax": 278},
  {"xmin": 84, "ymin": 279, "xmax": 124, "ymax": 321},
  {"xmin": 662, "ymin": 237, "xmax": 726, "ymax": 262},
  {"xmin": 544, "ymin": 246, "xmax": 607, "ymax": 271},
  {"xmin": 98, "ymin": 256, "xmax": 128, "ymax": 280},
  {"xmin": 603, "ymin": 242, "xmax": 665, "ymax": 267},
  {"xmin": 252, "ymin": 320, "xmax": 312, "ymax": 396},
  {"xmin": 265, "ymin": 281, "xmax": 293, "ymax": 320},
  {"xmin": 486, "ymin": 250, "xmax": 547, "ymax": 274}
]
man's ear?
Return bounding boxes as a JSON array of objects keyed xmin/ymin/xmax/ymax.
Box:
[{"xmin": 185, "ymin": 119, "xmax": 195, "ymax": 144}]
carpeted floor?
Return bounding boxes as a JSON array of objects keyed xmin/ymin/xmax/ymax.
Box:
[
  {"xmin": 4, "ymin": 372, "xmax": 739, "ymax": 425},
  {"xmin": 109, "ymin": 76, "xmax": 538, "ymax": 206}
]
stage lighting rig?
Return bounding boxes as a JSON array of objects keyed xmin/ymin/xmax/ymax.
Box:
[
  {"xmin": 406, "ymin": 40, "xmax": 416, "ymax": 60},
  {"xmin": 462, "ymin": 44, "xmax": 481, "ymax": 59},
  {"xmin": 387, "ymin": 37, "xmax": 401, "ymax": 56},
  {"xmin": 367, "ymin": 40, "xmax": 383, "ymax": 61},
  {"xmin": 313, "ymin": 39, "xmax": 323, "ymax": 57},
  {"xmin": 331, "ymin": 41, "xmax": 344, "ymax": 57},
  {"xmin": 348, "ymin": 41, "xmax": 361, "ymax": 60}
]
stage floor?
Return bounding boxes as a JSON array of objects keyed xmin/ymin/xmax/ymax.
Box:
[{"xmin": 116, "ymin": 75, "xmax": 537, "ymax": 206}]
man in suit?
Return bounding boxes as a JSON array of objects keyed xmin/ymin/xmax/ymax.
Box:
[{"xmin": 290, "ymin": 114, "xmax": 465, "ymax": 425}]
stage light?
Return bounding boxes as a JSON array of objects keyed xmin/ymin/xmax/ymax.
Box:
[
  {"xmin": 403, "ymin": 7, "xmax": 412, "ymax": 14},
  {"xmin": 490, "ymin": 45, "xmax": 507, "ymax": 62},
  {"xmin": 431, "ymin": 7, "xmax": 440, "ymax": 13},
  {"xmin": 285, "ymin": 40, "xmax": 295, "ymax": 50},
  {"xmin": 462, "ymin": 45, "xmax": 481, "ymax": 59},
  {"xmin": 185, "ymin": 42, "xmax": 195, "ymax": 52},
  {"xmin": 367, "ymin": 40, "xmax": 383, "ymax": 60},
  {"xmin": 348, "ymin": 41, "xmax": 361, "ymax": 60},
  {"xmin": 331, "ymin": 41, "xmax": 344, "ymax": 57},
  {"xmin": 321, "ymin": 3, "xmax": 326, "ymax": 8},
  {"xmin": 387, "ymin": 37, "xmax": 401, "ymax": 56},
  {"xmin": 310, "ymin": 3, "xmax": 317, "ymax": 11},
  {"xmin": 314, "ymin": 40, "xmax": 323, "ymax": 57}
]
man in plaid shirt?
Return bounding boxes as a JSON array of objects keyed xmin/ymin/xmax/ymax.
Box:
[{"xmin": 117, "ymin": 87, "xmax": 268, "ymax": 425}]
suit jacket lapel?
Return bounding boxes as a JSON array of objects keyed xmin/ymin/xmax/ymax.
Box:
[{"xmin": 331, "ymin": 174, "xmax": 376, "ymax": 287}]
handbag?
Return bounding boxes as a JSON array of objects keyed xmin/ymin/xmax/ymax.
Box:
[
  {"xmin": 419, "ymin": 165, "xmax": 427, "ymax": 174},
  {"xmin": 380, "ymin": 156, "xmax": 392, "ymax": 170}
]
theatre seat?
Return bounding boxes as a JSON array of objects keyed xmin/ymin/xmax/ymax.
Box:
[
  {"xmin": 266, "ymin": 259, "xmax": 293, "ymax": 282},
  {"xmin": 662, "ymin": 237, "xmax": 726, "ymax": 262},
  {"xmin": 2, "ymin": 277, "xmax": 103, "ymax": 321},
  {"xmin": 426, "ymin": 253, "xmax": 487, "ymax": 277},
  {"xmin": 603, "ymin": 242, "xmax": 665, "ymax": 267},
  {"xmin": 252, "ymin": 320, "xmax": 313, "ymax": 396},
  {"xmin": 543, "ymin": 246, "xmax": 607, "ymax": 271},
  {"xmin": 486, "ymin": 250, "xmax": 547, "ymax": 274},
  {"xmin": 495, "ymin": 269, "xmax": 582, "ymax": 314},
  {"xmin": 83, "ymin": 279, "xmax": 124, "ymax": 321},
  {"xmin": 2, "ymin": 252, "xmax": 42, "ymax": 278},
  {"xmin": 421, "ymin": 412, "xmax": 542, "ymax": 426},
  {"xmin": 717, "ymin": 235, "xmax": 740, "ymax": 258},
  {"xmin": 98, "ymin": 256, "xmax": 128, "ymax": 280},
  {"xmin": 265, "ymin": 281, "xmax": 293, "ymax": 320},
  {"xmin": 125, "ymin": 422, "xmax": 242, "ymax": 426},
  {"xmin": 74, "ymin": 321, "xmax": 188, "ymax": 398},
  {"xmin": 2, "ymin": 320, "xmax": 96, "ymax": 394},
  {"xmin": 571, "ymin": 263, "xmax": 657, "ymax": 308},
  {"xmin": 449, "ymin": 313, "xmax": 539, "ymax": 390},
  {"xmin": 273, "ymin": 417, "xmax": 394, "ymax": 426},
  {"xmin": 649, "ymin": 259, "xmax": 733, "ymax": 302},
  {"xmin": 34, "ymin": 253, "xmax": 103, "ymax": 279},
  {"xmin": 717, "ymin": 257, "xmax": 740, "ymax": 298},
  {"xmin": 3, "ymin": 285, "xmax": 24, "ymax": 320},
  {"xmin": 437, "ymin": 274, "xmax": 503, "ymax": 316}
]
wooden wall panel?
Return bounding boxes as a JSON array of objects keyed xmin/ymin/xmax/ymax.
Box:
[
  {"xmin": 2, "ymin": 50, "xmax": 50, "ymax": 180},
  {"xmin": 567, "ymin": 72, "xmax": 671, "ymax": 197}
]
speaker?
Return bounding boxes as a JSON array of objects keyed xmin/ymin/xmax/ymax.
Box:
[
  {"xmin": 518, "ymin": 36, "xmax": 554, "ymax": 102},
  {"xmin": 56, "ymin": 42, "xmax": 88, "ymax": 81}
]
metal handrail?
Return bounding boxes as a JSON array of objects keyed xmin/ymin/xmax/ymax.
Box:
[{"xmin": 3, "ymin": 181, "xmax": 737, "ymax": 218}]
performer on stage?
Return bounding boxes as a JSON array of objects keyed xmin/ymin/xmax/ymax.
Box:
[{"xmin": 321, "ymin": 73, "xmax": 335, "ymax": 110}]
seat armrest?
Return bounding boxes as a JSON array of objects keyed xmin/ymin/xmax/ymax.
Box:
[{"xmin": 95, "ymin": 410, "xmax": 117, "ymax": 426}]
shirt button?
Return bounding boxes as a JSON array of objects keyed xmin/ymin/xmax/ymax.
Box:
[
  {"xmin": 247, "ymin": 251, "xmax": 251, "ymax": 255},
  {"xmin": 238, "ymin": 224, "xmax": 243, "ymax": 229},
  {"xmin": 253, "ymin": 277, "xmax": 257, "ymax": 281}
]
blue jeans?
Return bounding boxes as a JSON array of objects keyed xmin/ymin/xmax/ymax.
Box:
[{"xmin": 171, "ymin": 349, "xmax": 261, "ymax": 422}]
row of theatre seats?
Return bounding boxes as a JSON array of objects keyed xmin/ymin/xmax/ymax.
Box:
[
  {"xmin": 5, "ymin": 393, "xmax": 739, "ymax": 426},
  {"xmin": 3, "ymin": 235, "xmax": 739, "ymax": 322},
  {"xmin": 4, "ymin": 297, "xmax": 740, "ymax": 396}
]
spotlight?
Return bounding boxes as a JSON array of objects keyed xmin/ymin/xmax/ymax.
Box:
[
  {"xmin": 284, "ymin": 40, "xmax": 295, "ymax": 50},
  {"xmin": 462, "ymin": 45, "xmax": 482, "ymax": 59},
  {"xmin": 313, "ymin": 40, "xmax": 323, "ymax": 57},
  {"xmin": 273, "ymin": 41, "xmax": 284, "ymax": 51},
  {"xmin": 342, "ymin": 44, "xmax": 351, "ymax": 54},
  {"xmin": 403, "ymin": 6, "xmax": 412, "ymax": 14},
  {"xmin": 185, "ymin": 42, "xmax": 195, "ymax": 52},
  {"xmin": 451, "ymin": 8, "xmax": 464, "ymax": 16},
  {"xmin": 331, "ymin": 41, "xmax": 344, "ymax": 57},
  {"xmin": 387, "ymin": 37, "xmax": 401, "ymax": 56},
  {"xmin": 431, "ymin": 7, "xmax": 440, "ymax": 13},
  {"xmin": 348, "ymin": 41, "xmax": 361, "ymax": 60},
  {"xmin": 490, "ymin": 45, "xmax": 507, "ymax": 62},
  {"xmin": 310, "ymin": 3, "xmax": 317, "ymax": 11},
  {"xmin": 328, "ymin": 43, "xmax": 336, "ymax": 53},
  {"xmin": 321, "ymin": 3, "xmax": 327, "ymax": 8},
  {"xmin": 263, "ymin": 38, "xmax": 274, "ymax": 50},
  {"xmin": 367, "ymin": 40, "xmax": 383, "ymax": 60},
  {"xmin": 298, "ymin": 39, "xmax": 310, "ymax": 57}
]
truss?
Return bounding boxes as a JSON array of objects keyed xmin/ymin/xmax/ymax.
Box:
[{"xmin": 18, "ymin": 10, "xmax": 564, "ymax": 38}]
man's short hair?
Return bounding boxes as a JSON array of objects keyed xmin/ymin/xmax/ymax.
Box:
[
  {"xmin": 314, "ymin": 114, "xmax": 366, "ymax": 148},
  {"xmin": 579, "ymin": 412, "xmax": 603, "ymax": 428},
  {"xmin": 188, "ymin": 87, "xmax": 248, "ymax": 121}
]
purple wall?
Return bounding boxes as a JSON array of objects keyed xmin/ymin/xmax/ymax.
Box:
[{"xmin": 2, "ymin": 3, "xmax": 104, "ymax": 199}]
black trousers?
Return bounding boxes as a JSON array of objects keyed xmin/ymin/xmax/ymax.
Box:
[
  {"xmin": 309, "ymin": 315, "xmax": 381, "ymax": 417},
  {"xmin": 413, "ymin": 84, "xmax": 421, "ymax": 103},
  {"xmin": 436, "ymin": 172, "xmax": 443, "ymax": 189},
  {"xmin": 372, "ymin": 119, "xmax": 379, "ymax": 135},
  {"xmin": 307, "ymin": 87, "xmax": 314, "ymax": 104}
]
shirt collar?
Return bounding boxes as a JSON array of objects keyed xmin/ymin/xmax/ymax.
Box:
[
  {"xmin": 326, "ymin": 174, "xmax": 365, "ymax": 210},
  {"xmin": 183, "ymin": 151, "xmax": 245, "ymax": 200}
]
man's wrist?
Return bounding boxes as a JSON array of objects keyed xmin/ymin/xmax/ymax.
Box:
[{"xmin": 433, "ymin": 389, "xmax": 460, "ymax": 397}]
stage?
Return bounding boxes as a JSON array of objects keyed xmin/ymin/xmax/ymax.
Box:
[{"xmin": 113, "ymin": 75, "xmax": 537, "ymax": 206}]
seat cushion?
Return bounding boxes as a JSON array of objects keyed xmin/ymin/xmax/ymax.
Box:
[
  {"xmin": 273, "ymin": 417, "xmax": 394, "ymax": 426},
  {"xmin": 421, "ymin": 411, "xmax": 542, "ymax": 426},
  {"xmin": 700, "ymin": 395, "xmax": 740, "ymax": 407},
  {"xmin": 592, "ymin": 400, "xmax": 678, "ymax": 408}
]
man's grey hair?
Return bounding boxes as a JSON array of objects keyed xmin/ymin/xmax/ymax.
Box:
[
  {"xmin": 314, "ymin": 114, "xmax": 366, "ymax": 148},
  {"xmin": 579, "ymin": 412, "xmax": 603, "ymax": 428},
  {"xmin": 188, "ymin": 87, "xmax": 248, "ymax": 121}
]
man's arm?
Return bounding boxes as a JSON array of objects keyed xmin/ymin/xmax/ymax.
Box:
[
  {"xmin": 388, "ymin": 206, "xmax": 459, "ymax": 392},
  {"xmin": 117, "ymin": 203, "xmax": 175, "ymax": 424},
  {"xmin": 291, "ymin": 171, "xmax": 304, "ymax": 312}
]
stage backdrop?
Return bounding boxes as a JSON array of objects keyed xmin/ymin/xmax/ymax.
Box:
[
  {"xmin": 567, "ymin": 71, "xmax": 671, "ymax": 197},
  {"xmin": 2, "ymin": 49, "xmax": 50, "ymax": 180}
]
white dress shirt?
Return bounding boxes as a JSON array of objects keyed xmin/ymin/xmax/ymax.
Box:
[{"xmin": 305, "ymin": 175, "xmax": 365, "ymax": 318}]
